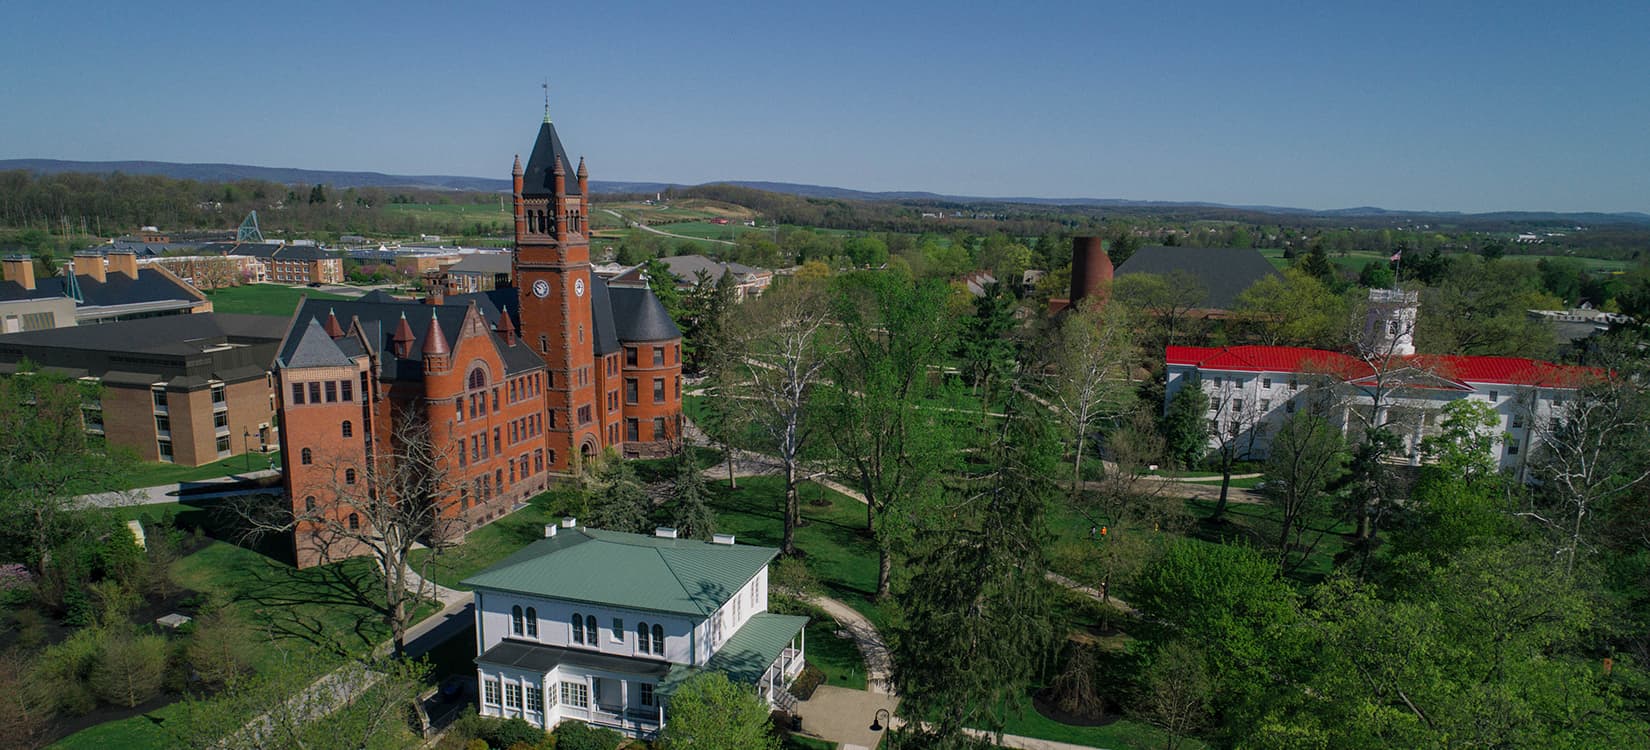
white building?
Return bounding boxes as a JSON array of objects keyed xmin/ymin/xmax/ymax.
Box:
[
  {"xmin": 465, "ymin": 520, "xmax": 806, "ymax": 738},
  {"xmin": 1164, "ymin": 344, "xmax": 1597, "ymax": 478}
]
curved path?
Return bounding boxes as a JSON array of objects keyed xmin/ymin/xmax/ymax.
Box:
[
  {"xmin": 601, "ymin": 208, "xmax": 736, "ymax": 246},
  {"xmin": 808, "ymin": 595, "xmax": 894, "ymax": 695}
]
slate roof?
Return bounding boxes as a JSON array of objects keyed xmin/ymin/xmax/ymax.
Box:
[
  {"xmin": 0, "ymin": 268, "xmax": 202, "ymax": 309},
  {"xmin": 463, "ymin": 527, "xmax": 778, "ymax": 617},
  {"xmin": 285, "ymin": 319, "xmax": 354, "ymax": 368},
  {"xmin": 1114, "ymin": 246, "xmax": 1282, "ymax": 310},
  {"xmin": 521, "ymin": 120, "xmax": 582, "ymax": 197},
  {"xmin": 280, "ymin": 295, "xmax": 541, "ymax": 380},
  {"xmin": 608, "ymin": 284, "xmax": 681, "ymax": 342}
]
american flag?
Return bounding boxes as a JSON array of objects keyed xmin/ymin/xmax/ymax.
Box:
[{"xmin": 1390, "ymin": 251, "xmax": 1402, "ymax": 262}]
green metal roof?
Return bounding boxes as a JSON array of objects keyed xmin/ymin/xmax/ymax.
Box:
[
  {"xmin": 656, "ymin": 613, "xmax": 808, "ymax": 698},
  {"xmin": 461, "ymin": 527, "xmax": 779, "ymax": 617}
]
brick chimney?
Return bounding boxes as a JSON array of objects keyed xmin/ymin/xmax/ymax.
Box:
[
  {"xmin": 106, "ymin": 249, "xmax": 139, "ymax": 279},
  {"xmin": 73, "ymin": 251, "xmax": 105, "ymax": 284},
  {"xmin": 1, "ymin": 256, "xmax": 35, "ymax": 290},
  {"xmin": 425, "ymin": 285, "xmax": 445, "ymax": 306},
  {"xmin": 1069, "ymin": 236, "xmax": 1113, "ymax": 306}
]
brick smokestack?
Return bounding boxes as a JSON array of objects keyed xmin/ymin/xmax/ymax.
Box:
[
  {"xmin": 1069, "ymin": 236, "xmax": 1113, "ymax": 305},
  {"xmin": 2, "ymin": 256, "xmax": 35, "ymax": 290}
]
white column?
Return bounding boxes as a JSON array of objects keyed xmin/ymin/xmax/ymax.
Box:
[{"xmin": 621, "ymin": 679, "xmax": 629, "ymax": 730}]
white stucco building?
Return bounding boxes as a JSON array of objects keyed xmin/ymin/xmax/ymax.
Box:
[
  {"xmin": 464, "ymin": 520, "xmax": 806, "ymax": 738},
  {"xmin": 1164, "ymin": 344, "xmax": 1597, "ymax": 478}
]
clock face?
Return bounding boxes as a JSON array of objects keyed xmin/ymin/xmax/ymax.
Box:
[
  {"xmin": 575, "ymin": 278, "xmax": 586, "ymax": 297},
  {"xmin": 532, "ymin": 279, "xmax": 550, "ymax": 298}
]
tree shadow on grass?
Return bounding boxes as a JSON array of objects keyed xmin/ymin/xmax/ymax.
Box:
[{"xmin": 231, "ymin": 555, "xmax": 388, "ymax": 658}]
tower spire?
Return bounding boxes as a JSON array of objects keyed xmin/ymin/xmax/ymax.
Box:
[{"xmin": 542, "ymin": 80, "xmax": 551, "ymax": 123}]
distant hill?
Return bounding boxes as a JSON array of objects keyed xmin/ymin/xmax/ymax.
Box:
[{"xmin": 3, "ymin": 158, "xmax": 1646, "ymax": 226}]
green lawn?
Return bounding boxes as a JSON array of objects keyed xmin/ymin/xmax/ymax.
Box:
[
  {"xmin": 106, "ymin": 450, "xmax": 282, "ymax": 491},
  {"xmin": 204, "ymin": 284, "xmax": 348, "ymax": 316},
  {"xmin": 383, "ymin": 202, "xmax": 510, "ymax": 221},
  {"xmin": 408, "ymin": 486, "xmax": 582, "ymax": 590}
]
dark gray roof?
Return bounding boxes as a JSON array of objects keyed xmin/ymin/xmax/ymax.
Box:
[
  {"xmin": 198, "ymin": 242, "xmax": 332, "ymax": 261},
  {"xmin": 285, "ymin": 319, "xmax": 355, "ymax": 368},
  {"xmin": 609, "ymin": 284, "xmax": 681, "ymax": 342},
  {"xmin": 521, "ymin": 121, "xmax": 582, "ymax": 197},
  {"xmin": 0, "ymin": 313, "xmax": 284, "ymax": 385},
  {"xmin": 0, "ymin": 268, "xmax": 200, "ymax": 308},
  {"xmin": 1114, "ymin": 246, "xmax": 1282, "ymax": 310},
  {"xmin": 281, "ymin": 295, "xmax": 543, "ymax": 381},
  {"xmin": 660, "ymin": 255, "xmax": 763, "ymax": 282},
  {"xmin": 477, "ymin": 640, "xmax": 670, "ymax": 677},
  {"xmin": 588, "ymin": 275, "xmax": 621, "ymax": 355}
]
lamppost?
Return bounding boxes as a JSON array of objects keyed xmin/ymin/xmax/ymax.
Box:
[
  {"xmin": 869, "ymin": 708, "xmax": 891, "ymax": 732},
  {"xmin": 242, "ymin": 429, "xmax": 252, "ymax": 472}
]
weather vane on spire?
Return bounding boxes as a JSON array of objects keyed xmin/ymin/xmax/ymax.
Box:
[{"xmin": 542, "ymin": 80, "xmax": 551, "ymax": 123}]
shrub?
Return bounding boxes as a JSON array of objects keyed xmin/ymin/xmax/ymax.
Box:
[
  {"xmin": 186, "ymin": 607, "xmax": 253, "ymax": 687},
  {"xmin": 768, "ymin": 557, "xmax": 819, "ymax": 598},
  {"xmin": 553, "ymin": 720, "xmax": 622, "ymax": 750},
  {"xmin": 484, "ymin": 717, "xmax": 545, "ymax": 749},
  {"xmin": 789, "ymin": 663, "xmax": 825, "ymax": 700},
  {"xmin": 464, "ymin": 741, "xmax": 489, "ymax": 750},
  {"xmin": 93, "ymin": 632, "xmax": 169, "ymax": 707},
  {"xmin": 32, "ymin": 626, "xmax": 107, "ymax": 715}
]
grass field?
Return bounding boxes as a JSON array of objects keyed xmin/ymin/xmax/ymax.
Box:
[
  {"xmin": 382, "ymin": 202, "xmax": 511, "ymax": 221},
  {"xmin": 104, "ymin": 450, "xmax": 282, "ymax": 491},
  {"xmin": 204, "ymin": 284, "xmax": 348, "ymax": 316},
  {"xmin": 407, "ymin": 486, "xmax": 582, "ymax": 590}
]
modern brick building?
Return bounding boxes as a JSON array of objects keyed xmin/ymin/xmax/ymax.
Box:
[
  {"xmin": 199, "ymin": 242, "xmax": 345, "ymax": 285},
  {"xmin": 0, "ymin": 313, "xmax": 283, "ymax": 466},
  {"xmin": 273, "ymin": 116, "xmax": 684, "ymax": 567},
  {"xmin": 1, "ymin": 251, "xmax": 213, "ymax": 331}
]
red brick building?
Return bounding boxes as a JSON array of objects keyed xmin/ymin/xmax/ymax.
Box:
[{"xmin": 273, "ymin": 117, "xmax": 683, "ymax": 567}]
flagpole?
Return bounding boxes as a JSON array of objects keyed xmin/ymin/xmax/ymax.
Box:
[{"xmin": 1392, "ymin": 250, "xmax": 1401, "ymax": 290}]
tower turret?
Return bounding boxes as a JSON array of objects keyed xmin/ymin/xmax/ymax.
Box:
[{"xmin": 422, "ymin": 310, "xmax": 451, "ymax": 374}]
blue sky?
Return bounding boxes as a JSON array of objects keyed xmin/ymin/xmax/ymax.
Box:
[{"xmin": 2, "ymin": 1, "xmax": 1646, "ymax": 213}]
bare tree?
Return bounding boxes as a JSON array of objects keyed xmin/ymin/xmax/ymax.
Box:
[
  {"xmin": 1262, "ymin": 413, "xmax": 1348, "ymax": 574},
  {"xmin": 1527, "ymin": 367, "xmax": 1650, "ymax": 576},
  {"xmin": 724, "ymin": 278, "xmax": 834, "ymax": 556},
  {"xmin": 230, "ymin": 406, "xmax": 458, "ymax": 658},
  {"xmin": 1042, "ymin": 301, "xmax": 1138, "ymax": 501},
  {"xmin": 1135, "ymin": 640, "xmax": 1212, "ymax": 750}
]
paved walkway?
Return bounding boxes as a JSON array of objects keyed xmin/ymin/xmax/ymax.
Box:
[
  {"xmin": 808, "ymin": 595, "xmax": 893, "ymax": 695},
  {"xmin": 77, "ymin": 468, "xmax": 283, "ymax": 508}
]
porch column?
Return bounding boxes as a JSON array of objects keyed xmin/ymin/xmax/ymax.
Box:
[{"xmin": 620, "ymin": 679, "xmax": 629, "ymax": 730}]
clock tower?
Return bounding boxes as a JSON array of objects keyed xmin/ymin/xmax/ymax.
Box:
[{"xmin": 513, "ymin": 112, "xmax": 598, "ymax": 469}]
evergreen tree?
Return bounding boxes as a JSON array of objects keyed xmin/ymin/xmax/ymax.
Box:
[
  {"xmin": 669, "ymin": 451, "xmax": 716, "ymax": 541},
  {"xmin": 889, "ymin": 392, "xmax": 1059, "ymax": 743},
  {"xmin": 1161, "ymin": 377, "xmax": 1210, "ymax": 470},
  {"xmin": 960, "ymin": 281, "xmax": 1017, "ymax": 407},
  {"xmin": 1296, "ymin": 244, "xmax": 1336, "ymax": 285},
  {"xmin": 583, "ymin": 453, "xmax": 652, "ymax": 534}
]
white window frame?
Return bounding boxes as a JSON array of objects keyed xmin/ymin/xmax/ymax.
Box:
[
  {"xmin": 561, "ymin": 681, "xmax": 589, "ymax": 709},
  {"xmin": 483, "ymin": 678, "xmax": 501, "ymax": 706},
  {"xmin": 504, "ymin": 681, "xmax": 521, "ymax": 709}
]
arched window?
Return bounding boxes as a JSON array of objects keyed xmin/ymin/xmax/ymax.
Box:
[
  {"xmin": 341, "ymin": 420, "xmax": 352, "ymax": 438},
  {"xmin": 586, "ymin": 615, "xmax": 598, "ymax": 646},
  {"xmin": 511, "ymin": 605, "xmax": 524, "ymax": 636},
  {"xmin": 347, "ymin": 513, "xmax": 359, "ymax": 530},
  {"xmin": 637, "ymin": 621, "xmax": 648, "ymax": 651},
  {"xmin": 468, "ymin": 368, "xmax": 487, "ymax": 391},
  {"xmin": 525, "ymin": 607, "xmax": 538, "ymax": 637},
  {"xmin": 304, "ymin": 496, "xmax": 315, "ymax": 512},
  {"xmin": 571, "ymin": 612, "xmax": 584, "ymax": 644},
  {"xmin": 301, "ymin": 448, "xmax": 312, "ymax": 465},
  {"xmin": 344, "ymin": 468, "xmax": 356, "ymax": 485},
  {"xmin": 651, "ymin": 624, "xmax": 664, "ymax": 655}
]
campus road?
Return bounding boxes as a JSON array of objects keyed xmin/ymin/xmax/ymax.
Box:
[{"xmin": 600, "ymin": 208, "xmax": 737, "ymax": 246}]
